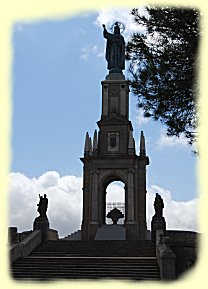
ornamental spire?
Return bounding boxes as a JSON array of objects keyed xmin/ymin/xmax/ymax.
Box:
[
  {"xmin": 84, "ymin": 132, "xmax": 90, "ymax": 155},
  {"xmin": 89, "ymin": 137, "xmax": 92, "ymax": 156},
  {"xmin": 140, "ymin": 131, "xmax": 146, "ymax": 156},
  {"xmin": 93, "ymin": 130, "xmax": 98, "ymax": 151}
]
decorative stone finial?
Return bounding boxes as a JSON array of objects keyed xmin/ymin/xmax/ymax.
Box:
[
  {"xmin": 89, "ymin": 137, "xmax": 92, "ymax": 156},
  {"xmin": 93, "ymin": 130, "xmax": 98, "ymax": 151},
  {"xmin": 106, "ymin": 207, "xmax": 124, "ymax": 224},
  {"xmin": 140, "ymin": 131, "xmax": 146, "ymax": 156},
  {"xmin": 84, "ymin": 132, "xmax": 90, "ymax": 155}
]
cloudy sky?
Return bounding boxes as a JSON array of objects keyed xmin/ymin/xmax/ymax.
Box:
[{"xmin": 10, "ymin": 7, "xmax": 198, "ymax": 238}]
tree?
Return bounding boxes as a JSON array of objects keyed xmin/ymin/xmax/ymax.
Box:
[{"xmin": 126, "ymin": 7, "xmax": 200, "ymax": 147}]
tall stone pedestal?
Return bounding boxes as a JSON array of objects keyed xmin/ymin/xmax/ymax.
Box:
[
  {"xmin": 151, "ymin": 215, "xmax": 166, "ymax": 241},
  {"xmin": 81, "ymin": 73, "xmax": 149, "ymax": 240},
  {"xmin": 8, "ymin": 227, "xmax": 18, "ymax": 243},
  {"xmin": 33, "ymin": 216, "xmax": 49, "ymax": 242}
]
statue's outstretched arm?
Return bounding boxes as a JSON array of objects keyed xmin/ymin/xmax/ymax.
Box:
[
  {"xmin": 102, "ymin": 24, "xmax": 108, "ymax": 38},
  {"xmin": 102, "ymin": 24, "xmax": 108, "ymax": 33},
  {"xmin": 102, "ymin": 24, "xmax": 110, "ymax": 39}
]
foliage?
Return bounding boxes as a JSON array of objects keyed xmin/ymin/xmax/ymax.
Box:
[{"xmin": 126, "ymin": 7, "xmax": 200, "ymax": 146}]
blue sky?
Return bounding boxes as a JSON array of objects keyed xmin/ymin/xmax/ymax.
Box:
[{"xmin": 10, "ymin": 8, "xmax": 198, "ymax": 236}]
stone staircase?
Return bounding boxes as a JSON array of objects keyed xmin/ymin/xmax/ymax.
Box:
[
  {"xmin": 62, "ymin": 230, "xmax": 81, "ymax": 240},
  {"xmin": 11, "ymin": 240, "xmax": 160, "ymax": 281}
]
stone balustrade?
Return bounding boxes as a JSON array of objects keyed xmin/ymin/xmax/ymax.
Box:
[
  {"xmin": 10, "ymin": 230, "xmax": 42, "ymax": 263},
  {"xmin": 156, "ymin": 230, "xmax": 176, "ymax": 280}
]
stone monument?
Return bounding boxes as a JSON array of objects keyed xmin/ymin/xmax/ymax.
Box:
[
  {"xmin": 80, "ymin": 23, "xmax": 149, "ymax": 240},
  {"xmin": 151, "ymin": 193, "xmax": 166, "ymax": 241},
  {"xmin": 33, "ymin": 194, "xmax": 49, "ymax": 242},
  {"xmin": 102, "ymin": 22, "xmax": 125, "ymax": 74},
  {"xmin": 106, "ymin": 207, "xmax": 124, "ymax": 224}
]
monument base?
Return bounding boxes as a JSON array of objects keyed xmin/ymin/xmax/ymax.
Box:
[
  {"xmin": 81, "ymin": 221, "xmax": 100, "ymax": 240},
  {"xmin": 95, "ymin": 224, "xmax": 125, "ymax": 240},
  {"xmin": 33, "ymin": 216, "xmax": 49, "ymax": 242},
  {"xmin": 126, "ymin": 222, "xmax": 147, "ymax": 240},
  {"xmin": 151, "ymin": 214, "xmax": 166, "ymax": 241},
  {"xmin": 105, "ymin": 72, "xmax": 125, "ymax": 80}
]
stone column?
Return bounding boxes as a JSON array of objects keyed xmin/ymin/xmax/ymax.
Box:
[
  {"xmin": 8, "ymin": 227, "xmax": 18, "ymax": 244},
  {"xmin": 102, "ymin": 82, "xmax": 108, "ymax": 116},
  {"xmin": 119, "ymin": 82, "xmax": 129, "ymax": 117},
  {"xmin": 91, "ymin": 170, "xmax": 99, "ymax": 222},
  {"xmin": 137, "ymin": 157, "xmax": 149, "ymax": 239},
  {"xmin": 127, "ymin": 169, "xmax": 135, "ymax": 222},
  {"xmin": 87, "ymin": 170, "xmax": 100, "ymax": 239}
]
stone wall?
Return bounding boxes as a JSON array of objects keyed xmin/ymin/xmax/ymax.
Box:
[
  {"xmin": 9, "ymin": 227, "xmax": 59, "ymax": 244},
  {"xmin": 48, "ymin": 229, "xmax": 59, "ymax": 240},
  {"xmin": 10, "ymin": 230, "xmax": 42, "ymax": 263},
  {"xmin": 166, "ymin": 230, "xmax": 198, "ymax": 278},
  {"xmin": 166, "ymin": 230, "xmax": 197, "ymax": 243}
]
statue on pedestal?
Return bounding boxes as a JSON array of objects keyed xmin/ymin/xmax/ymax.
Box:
[
  {"xmin": 151, "ymin": 193, "xmax": 166, "ymax": 241},
  {"xmin": 37, "ymin": 194, "xmax": 48, "ymax": 217},
  {"xmin": 33, "ymin": 193, "xmax": 49, "ymax": 242},
  {"xmin": 154, "ymin": 193, "xmax": 164, "ymax": 217},
  {"xmin": 102, "ymin": 22, "xmax": 125, "ymax": 73}
]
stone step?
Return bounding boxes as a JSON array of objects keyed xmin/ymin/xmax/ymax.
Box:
[
  {"xmin": 42, "ymin": 239, "xmax": 153, "ymax": 243},
  {"xmin": 12, "ymin": 274, "xmax": 160, "ymax": 281},
  {"xmin": 12, "ymin": 271, "xmax": 160, "ymax": 277},
  {"xmin": 12, "ymin": 257, "xmax": 160, "ymax": 280},
  {"xmin": 33, "ymin": 240, "xmax": 156, "ymax": 257},
  {"xmin": 13, "ymin": 257, "xmax": 159, "ymax": 267},
  {"xmin": 31, "ymin": 252, "xmax": 155, "ymax": 257},
  {"xmin": 12, "ymin": 265, "xmax": 160, "ymax": 272},
  {"xmin": 15, "ymin": 256, "xmax": 158, "ymax": 261},
  {"xmin": 62, "ymin": 230, "xmax": 81, "ymax": 240},
  {"xmin": 11, "ymin": 240, "xmax": 160, "ymax": 281}
]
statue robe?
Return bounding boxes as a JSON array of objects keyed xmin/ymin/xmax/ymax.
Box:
[{"xmin": 103, "ymin": 29, "xmax": 125, "ymax": 71}]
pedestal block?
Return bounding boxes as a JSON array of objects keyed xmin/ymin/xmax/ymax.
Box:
[
  {"xmin": 33, "ymin": 216, "xmax": 49, "ymax": 242},
  {"xmin": 81, "ymin": 73, "xmax": 149, "ymax": 240},
  {"xmin": 151, "ymin": 215, "xmax": 166, "ymax": 241}
]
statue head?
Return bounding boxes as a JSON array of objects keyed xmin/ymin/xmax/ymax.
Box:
[{"xmin": 114, "ymin": 22, "xmax": 120, "ymax": 35}]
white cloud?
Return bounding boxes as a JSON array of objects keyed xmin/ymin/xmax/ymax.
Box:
[
  {"xmin": 9, "ymin": 171, "xmax": 198, "ymax": 238},
  {"xmin": 9, "ymin": 171, "xmax": 83, "ymax": 238},
  {"xmin": 95, "ymin": 7, "xmax": 148, "ymax": 38},
  {"xmin": 80, "ymin": 8, "xmax": 149, "ymax": 63},
  {"xmin": 135, "ymin": 108, "xmax": 150, "ymax": 126},
  {"xmin": 106, "ymin": 182, "xmax": 125, "ymax": 202},
  {"xmin": 73, "ymin": 28, "xmax": 85, "ymax": 35},
  {"xmin": 156, "ymin": 130, "xmax": 188, "ymax": 148},
  {"xmin": 37, "ymin": 171, "xmax": 60, "ymax": 188},
  {"xmin": 80, "ymin": 45, "xmax": 104, "ymax": 60}
]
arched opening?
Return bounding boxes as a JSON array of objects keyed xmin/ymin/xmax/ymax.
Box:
[{"xmin": 105, "ymin": 181, "xmax": 125, "ymax": 225}]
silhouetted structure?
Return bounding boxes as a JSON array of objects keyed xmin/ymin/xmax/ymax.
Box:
[
  {"xmin": 10, "ymin": 20, "xmax": 198, "ymax": 281},
  {"xmin": 102, "ymin": 22, "xmax": 125, "ymax": 73},
  {"xmin": 107, "ymin": 207, "xmax": 124, "ymax": 224},
  {"xmin": 154, "ymin": 193, "xmax": 164, "ymax": 217},
  {"xmin": 33, "ymin": 194, "xmax": 49, "ymax": 242},
  {"xmin": 151, "ymin": 193, "xmax": 166, "ymax": 241},
  {"xmin": 80, "ymin": 22, "xmax": 150, "ymax": 241},
  {"xmin": 37, "ymin": 194, "xmax": 48, "ymax": 217}
]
